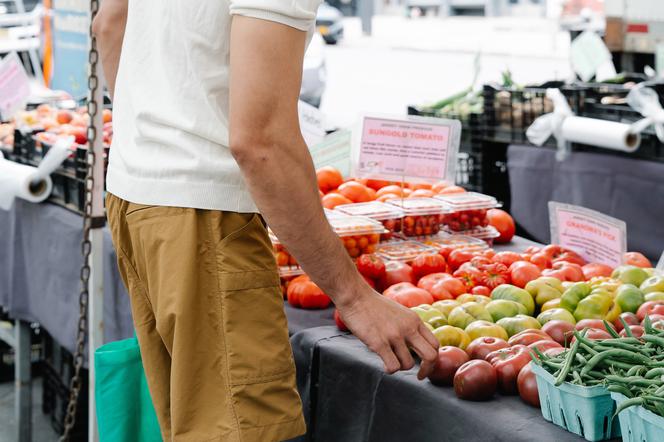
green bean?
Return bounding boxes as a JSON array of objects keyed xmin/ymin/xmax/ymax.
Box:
[
  {"xmin": 572, "ymin": 370, "xmax": 583, "ymax": 385},
  {"xmin": 614, "ymin": 397, "xmax": 644, "ymax": 417},
  {"xmin": 587, "ymin": 370, "xmax": 606, "ymax": 379},
  {"xmin": 621, "ymin": 317, "xmax": 635, "ymax": 337},
  {"xmin": 579, "ymin": 343, "xmax": 599, "ymax": 356},
  {"xmin": 556, "ymin": 331, "xmax": 584, "ymax": 386},
  {"xmin": 643, "ymin": 395, "xmax": 664, "ymax": 403},
  {"xmin": 575, "ymin": 353, "xmax": 588, "ymax": 365},
  {"xmin": 596, "ymin": 341, "xmax": 651, "ymax": 354},
  {"xmin": 582, "ymin": 350, "xmax": 652, "ymax": 377},
  {"xmin": 655, "ymin": 385, "xmax": 664, "ymax": 396},
  {"xmin": 645, "ymin": 367, "xmax": 664, "ymax": 379},
  {"xmin": 607, "ymin": 384, "xmax": 633, "ymax": 397},
  {"xmin": 643, "ymin": 335, "xmax": 664, "ymax": 348},
  {"xmin": 604, "ymin": 338, "xmax": 643, "ymax": 345},
  {"xmin": 604, "ymin": 320, "xmax": 621, "ymax": 338},
  {"xmin": 644, "ymin": 316, "xmax": 654, "ymax": 334},
  {"xmin": 530, "ymin": 346, "xmax": 547, "ymax": 363},
  {"xmin": 627, "ymin": 365, "xmax": 646, "ymax": 377},
  {"xmin": 602, "ymin": 358, "xmax": 644, "ymax": 371},
  {"xmin": 605, "ymin": 375, "xmax": 661, "ymax": 387}
]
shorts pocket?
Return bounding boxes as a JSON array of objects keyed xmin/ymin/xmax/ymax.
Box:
[{"xmin": 219, "ymin": 270, "xmax": 294, "ymax": 385}]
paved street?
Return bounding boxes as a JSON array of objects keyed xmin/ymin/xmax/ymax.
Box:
[{"xmin": 320, "ymin": 15, "xmax": 573, "ymax": 128}]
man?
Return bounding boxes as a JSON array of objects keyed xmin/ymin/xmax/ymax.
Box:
[{"xmin": 93, "ymin": 1, "xmax": 439, "ymax": 441}]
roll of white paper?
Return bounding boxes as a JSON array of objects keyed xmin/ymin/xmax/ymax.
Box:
[
  {"xmin": 0, "ymin": 136, "xmax": 73, "ymax": 210},
  {"xmin": 561, "ymin": 116, "xmax": 641, "ymax": 153},
  {"xmin": 0, "ymin": 155, "xmax": 52, "ymax": 209}
]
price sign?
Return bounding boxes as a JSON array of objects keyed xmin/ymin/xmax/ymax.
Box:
[
  {"xmin": 298, "ymin": 100, "xmax": 326, "ymax": 148},
  {"xmin": 0, "ymin": 52, "xmax": 30, "ymax": 121},
  {"xmin": 353, "ymin": 114, "xmax": 461, "ymax": 183},
  {"xmin": 309, "ymin": 129, "xmax": 352, "ymax": 177},
  {"xmin": 549, "ymin": 202, "xmax": 627, "ymax": 268}
]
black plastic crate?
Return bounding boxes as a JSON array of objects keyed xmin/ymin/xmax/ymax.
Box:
[
  {"xmin": 42, "ymin": 337, "xmax": 88, "ymax": 440},
  {"xmin": 407, "ymin": 105, "xmax": 483, "ymax": 154}
]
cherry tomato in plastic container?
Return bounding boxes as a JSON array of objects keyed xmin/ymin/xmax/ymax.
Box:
[
  {"xmin": 386, "ymin": 198, "xmax": 446, "ymax": 237},
  {"xmin": 335, "ymin": 201, "xmax": 405, "ymax": 241}
]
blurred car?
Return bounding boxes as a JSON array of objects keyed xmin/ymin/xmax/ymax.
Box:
[
  {"xmin": 300, "ymin": 32, "xmax": 326, "ymax": 108},
  {"xmin": 316, "ymin": 3, "xmax": 344, "ymax": 45}
]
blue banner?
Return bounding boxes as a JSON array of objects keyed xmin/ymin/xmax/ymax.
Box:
[{"xmin": 51, "ymin": 0, "xmax": 89, "ymax": 98}]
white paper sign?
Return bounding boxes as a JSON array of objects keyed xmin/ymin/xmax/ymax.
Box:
[
  {"xmin": 570, "ymin": 31, "xmax": 616, "ymax": 82},
  {"xmin": 298, "ymin": 100, "xmax": 326, "ymax": 148},
  {"xmin": 309, "ymin": 129, "xmax": 352, "ymax": 177},
  {"xmin": 656, "ymin": 43, "xmax": 664, "ymax": 78},
  {"xmin": 0, "ymin": 52, "xmax": 30, "ymax": 121},
  {"xmin": 656, "ymin": 251, "xmax": 664, "ymax": 272},
  {"xmin": 549, "ymin": 202, "xmax": 627, "ymax": 268},
  {"xmin": 352, "ymin": 114, "xmax": 461, "ymax": 183}
]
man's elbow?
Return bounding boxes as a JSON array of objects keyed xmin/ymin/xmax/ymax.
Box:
[
  {"xmin": 92, "ymin": 1, "xmax": 127, "ymax": 38},
  {"xmin": 229, "ymin": 134, "xmax": 272, "ymax": 169}
]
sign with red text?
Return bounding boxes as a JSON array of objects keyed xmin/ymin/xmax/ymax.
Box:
[
  {"xmin": 549, "ymin": 202, "xmax": 627, "ymax": 268},
  {"xmin": 0, "ymin": 52, "xmax": 30, "ymax": 121},
  {"xmin": 353, "ymin": 114, "xmax": 461, "ymax": 183}
]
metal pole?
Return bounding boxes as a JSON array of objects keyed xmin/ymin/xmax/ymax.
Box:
[
  {"xmin": 14, "ymin": 320, "xmax": 31, "ymax": 442},
  {"xmin": 87, "ymin": 5, "xmax": 106, "ymax": 440}
]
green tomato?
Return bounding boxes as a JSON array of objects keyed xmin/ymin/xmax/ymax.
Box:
[
  {"xmin": 411, "ymin": 306, "xmax": 442, "ymax": 323},
  {"xmin": 447, "ymin": 302, "xmax": 493, "ymax": 330},
  {"xmin": 491, "ymin": 284, "xmax": 535, "ymax": 316},
  {"xmin": 574, "ymin": 294, "xmax": 621, "ymax": 322},
  {"xmin": 645, "ymin": 292, "xmax": 664, "ymax": 302},
  {"xmin": 526, "ymin": 277, "xmax": 564, "ymax": 307},
  {"xmin": 615, "ymin": 284, "xmax": 645, "ymax": 314},
  {"xmin": 640, "ymin": 275, "xmax": 664, "ymax": 294},
  {"xmin": 486, "ymin": 299, "xmax": 527, "ymax": 322},
  {"xmin": 612, "ymin": 265, "xmax": 649, "ymax": 287},
  {"xmin": 560, "ymin": 282, "xmax": 592, "ymax": 312},
  {"xmin": 496, "ymin": 314, "xmax": 541, "ymax": 337},
  {"xmin": 427, "ymin": 316, "xmax": 448, "ymax": 329},
  {"xmin": 537, "ymin": 308, "xmax": 576, "ymax": 325}
]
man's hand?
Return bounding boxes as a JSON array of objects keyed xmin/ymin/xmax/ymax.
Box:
[
  {"xmin": 229, "ymin": 16, "xmax": 439, "ymax": 377},
  {"xmin": 338, "ymin": 286, "xmax": 440, "ymax": 379}
]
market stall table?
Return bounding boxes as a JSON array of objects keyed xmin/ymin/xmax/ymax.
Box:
[{"xmin": 291, "ymin": 326, "xmax": 618, "ymax": 442}]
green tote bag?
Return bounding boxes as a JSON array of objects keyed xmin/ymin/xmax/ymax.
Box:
[{"xmin": 95, "ymin": 336, "xmax": 162, "ymax": 442}]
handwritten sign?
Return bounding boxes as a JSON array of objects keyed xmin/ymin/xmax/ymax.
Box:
[
  {"xmin": 353, "ymin": 114, "xmax": 460, "ymax": 183},
  {"xmin": 0, "ymin": 53, "xmax": 30, "ymax": 120},
  {"xmin": 52, "ymin": 0, "xmax": 89, "ymax": 97},
  {"xmin": 310, "ymin": 129, "xmax": 352, "ymax": 177},
  {"xmin": 549, "ymin": 202, "xmax": 627, "ymax": 268},
  {"xmin": 298, "ymin": 100, "xmax": 326, "ymax": 148}
]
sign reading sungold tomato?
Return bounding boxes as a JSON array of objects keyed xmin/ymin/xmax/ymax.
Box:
[
  {"xmin": 549, "ymin": 202, "xmax": 627, "ymax": 268},
  {"xmin": 354, "ymin": 114, "xmax": 461, "ymax": 183}
]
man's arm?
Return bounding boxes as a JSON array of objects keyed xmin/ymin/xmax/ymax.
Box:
[
  {"xmin": 91, "ymin": 0, "xmax": 128, "ymax": 99},
  {"xmin": 229, "ymin": 16, "xmax": 438, "ymax": 378}
]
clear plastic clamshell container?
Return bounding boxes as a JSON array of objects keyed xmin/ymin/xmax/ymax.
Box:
[
  {"xmin": 421, "ymin": 233, "xmax": 489, "ymax": 252},
  {"xmin": 330, "ymin": 215, "xmax": 388, "ymax": 258},
  {"xmin": 375, "ymin": 240, "xmax": 438, "ymax": 263},
  {"xmin": 335, "ymin": 201, "xmax": 405, "ymax": 240},
  {"xmin": 435, "ymin": 192, "xmax": 501, "ymax": 232},
  {"xmin": 386, "ymin": 197, "xmax": 447, "ymax": 237},
  {"xmin": 442, "ymin": 225, "xmax": 500, "ymax": 246}
]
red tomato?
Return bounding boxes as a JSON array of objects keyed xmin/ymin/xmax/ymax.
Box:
[
  {"xmin": 334, "ymin": 309, "xmax": 348, "ymax": 331},
  {"xmin": 378, "ymin": 261, "xmax": 415, "ymax": 292},
  {"xmin": 525, "ymin": 246, "xmax": 542, "ymax": 254},
  {"xmin": 575, "ymin": 319, "xmax": 616, "ymax": 333},
  {"xmin": 428, "ymin": 346, "xmax": 470, "ymax": 386},
  {"xmin": 453, "ymin": 360, "xmax": 497, "ymax": 401},
  {"xmin": 447, "ymin": 249, "xmax": 475, "ymax": 271},
  {"xmin": 481, "ymin": 249, "xmax": 496, "ymax": 260},
  {"xmin": 417, "ymin": 273, "xmax": 450, "ymax": 292},
  {"xmin": 316, "ymin": 166, "xmax": 343, "ymax": 193},
  {"xmin": 624, "ymin": 252, "xmax": 652, "ymax": 268},
  {"xmin": 486, "ymin": 345, "xmax": 532, "ymax": 394},
  {"xmin": 479, "ymin": 262, "xmax": 511, "ymax": 290},
  {"xmin": 527, "ymin": 340, "xmax": 562, "ymax": 356},
  {"xmin": 363, "ymin": 275, "xmax": 376, "ymax": 289},
  {"xmin": 486, "ymin": 209, "xmax": 515, "ymax": 243},
  {"xmin": 542, "ymin": 320, "xmax": 575, "ymax": 346},
  {"xmin": 517, "ymin": 363, "xmax": 540, "ymax": 407},
  {"xmin": 492, "ymin": 251, "xmax": 522, "ymax": 267},
  {"xmin": 643, "ymin": 314, "xmax": 664, "ymax": 327},
  {"xmin": 365, "ymin": 179, "xmax": 392, "ymax": 191},
  {"xmin": 412, "ymin": 253, "xmax": 448, "ymax": 279},
  {"xmin": 571, "ymin": 328, "xmax": 612, "ymax": 342},
  {"xmin": 471, "ymin": 285, "xmax": 491, "ymax": 296},
  {"xmin": 542, "ymin": 262, "xmax": 584, "ymax": 282},
  {"xmin": 356, "ymin": 254, "xmax": 386, "ymax": 280},
  {"xmin": 508, "ymin": 330, "xmax": 552, "ymax": 347},
  {"xmin": 530, "ymin": 252, "xmax": 553, "ymax": 270},
  {"xmin": 376, "ymin": 185, "xmax": 406, "ymax": 198},
  {"xmin": 620, "ymin": 325, "xmax": 645, "ymax": 338},
  {"xmin": 428, "ymin": 283, "xmax": 454, "ymax": 301},
  {"xmin": 338, "ymin": 181, "xmax": 373, "ymax": 203},
  {"xmin": 437, "ymin": 246, "xmax": 455, "ymax": 260},
  {"xmin": 466, "ymin": 337, "xmax": 509, "ymax": 361},
  {"xmin": 321, "ymin": 193, "xmax": 353, "ymax": 209},
  {"xmin": 636, "ymin": 301, "xmax": 664, "ymax": 321},
  {"xmin": 383, "ymin": 282, "xmax": 434, "ymax": 308},
  {"xmin": 417, "ymin": 273, "xmax": 466, "ymax": 298},
  {"xmin": 542, "ymin": 245, "xmax": 586, "ymax": 266},
  {"xmin": 582, "ymin": 263, "xmax": 614, "ymax": 279},
  {"xmin": 510, "ymin": 262, "xmax": 542, "ymax": 288},
  {"xmin": 286, "ymin": 279, "xmax": 331, "ymax": 309},
  {"xmin": 614, "ymin": 312, "xmax": 640, "ymax": 332}
]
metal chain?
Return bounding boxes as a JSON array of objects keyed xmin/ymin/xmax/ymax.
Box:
[{"xmin": 60, "ymin": 0, "xmax": 100, "ymax": 439}]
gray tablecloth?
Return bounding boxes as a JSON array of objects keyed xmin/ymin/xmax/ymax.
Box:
[
  {"xmin": 0, "ymin": 201, "xmax": 336, "ymax": 354},
  {"xmin": 507, "ymin": 145, "xmax": 664, "ymax": 260},
  {"xmin": 291, "ymin": 326, "xmax": 595, "ymax": 442}
]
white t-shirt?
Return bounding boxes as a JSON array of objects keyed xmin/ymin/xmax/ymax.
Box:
[{"xmin": 107, "ymin": 0, "xmax": 321, "ymax": 212}]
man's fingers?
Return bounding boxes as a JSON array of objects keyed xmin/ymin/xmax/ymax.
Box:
[
  {"xmin": 407, "ymin": 331, "xmax": 439, "ymax": 380},
  {"xmin": 419, "ymin": 322, "xmax": 440, "ymax": 350},
  {"xmin": 392, "ymin": 340, "xmax": 415, "ymax": 371},
  {"xmin": 375, "ymin": 343, "xmax": 401, "ymax": 374}
]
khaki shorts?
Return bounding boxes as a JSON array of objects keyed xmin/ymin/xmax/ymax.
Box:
[{"xmin": 106, "ymin": 193, "xmax": 305, "ymax": 442}]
